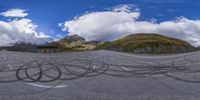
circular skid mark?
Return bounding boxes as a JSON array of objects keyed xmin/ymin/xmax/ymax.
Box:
[{"xmin": 0, "ymin": 52, "xmax": 200, "ymax": 95}]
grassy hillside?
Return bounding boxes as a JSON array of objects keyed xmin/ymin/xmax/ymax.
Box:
[{"xmin": 96, "ymin": 33, "xmax": 196, "ymax": 54}]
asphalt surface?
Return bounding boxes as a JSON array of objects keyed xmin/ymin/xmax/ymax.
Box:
[{"xmin": 0, "ymin": 50, "xmax": 200, "ymax": 100}]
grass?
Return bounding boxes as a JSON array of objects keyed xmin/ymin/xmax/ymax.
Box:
[{"xmin": 96, "ymin": 33, "xmax": 195, "ymax": 54}]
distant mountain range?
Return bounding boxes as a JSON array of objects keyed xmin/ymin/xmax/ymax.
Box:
[
  {"xmin": 0, "ymin": 42, "xmax": 37, "ymax": 52},
  {"xmin": 0, "ymin": 33, "xmax": 197, "ymax": 54}
]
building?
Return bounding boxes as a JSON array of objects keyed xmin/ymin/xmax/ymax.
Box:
[{"xmin": 37, "ymin": 45, "xmax": 58, "ymax": 53}]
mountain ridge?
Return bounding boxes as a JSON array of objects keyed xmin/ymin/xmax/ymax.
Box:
[
  {"xmin": 96, "ymin": 33, "xmax": 196, "ymax": 54},
  {"xmin": 0, "ymin": 33, "xmax": 197, "ymax": 54}
]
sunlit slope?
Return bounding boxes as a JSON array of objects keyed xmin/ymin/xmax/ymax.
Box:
[
  {"xmin": 96, "ymin": 33, "xmax": 196, "ymax": 54},
  {"xmin": 47, "ymin": 35, "xmax": 96, "ymax": 51}
]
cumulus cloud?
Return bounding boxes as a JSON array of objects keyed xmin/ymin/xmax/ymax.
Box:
[
  {"xmin": 1, "ymin": 9, "xmax": 28, "ymax": 18},
  {"xmin": 61, "ymin": 5, "xmax": 200, "ymax": 47},
  {"xmin": 62, "ymin": 5, "xmax": 140, "ymax": 41},
  {"xmin": 0, "ymin": 9, "xmax": 51, "ymax": 46}
]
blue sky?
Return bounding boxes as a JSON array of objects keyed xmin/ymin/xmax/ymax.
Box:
[
  {"xmin": 0, "ymin": 0, "xmax": 200, "ymax": 46},
  {"xmin": 0, "ymin": 0, "xmax": 199, "ymax": 36}
]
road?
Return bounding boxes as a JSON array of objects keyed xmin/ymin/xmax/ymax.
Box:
[{"xmin": 0, "ymin": 50, "xmax": 200, "ymax": 100}]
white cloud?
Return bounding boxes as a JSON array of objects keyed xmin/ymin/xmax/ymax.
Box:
[
  {"xmin": 112, "ymin": 4, "xmax": 140, "ymax": 12},
  {"xmin": 58, "ymin": 23, "xmax": 63, "ymax": 27},
  {"xmin": 0, "ymin": 18, "xmax": 51, "ymax": 46},
  {"xmin": 1, "ymin": 9, "xmax": 28, "ymax": 18},
  {"xmin": 62, "ymin": 5, "xmax": 200, "ymax": 47},
  {"xmin": 56, "ymin": 34, "xmax": 63, "ymax": 39},
  {"xmin": 0, "ymin": 9, "xmax": 51, "ymax": 46},
  {"xmin": 62, "ymin": 5, "xmax": 140, "ymax": 41}
]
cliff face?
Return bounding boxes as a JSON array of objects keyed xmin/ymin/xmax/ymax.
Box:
[
  {"xmin": 47, "ymin": 35, "xmax": 96, "ymax": 51},
  {"xmin": 96, "ymin": 33, "xmax": 196, "ymax": 54}
]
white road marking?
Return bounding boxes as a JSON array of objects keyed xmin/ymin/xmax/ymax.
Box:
[
  {"xmin": 121, "ymin": 67, "xmax": 129, "ymax": 71},
  {"xmin": 92, "ymin": 65, "xmax": 96, "ymax": 69},
  {"xmin": 8, "ymin": 64, "xmax": 13, "ymax": 70},
  {"xmin": 26, "ymin": 83, "xmax": 67, "ymax": 88}
]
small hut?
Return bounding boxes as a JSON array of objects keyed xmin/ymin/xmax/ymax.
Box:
[{"xmin": 37, "ymin": 45, "xmax": 58, "ymax": 53}]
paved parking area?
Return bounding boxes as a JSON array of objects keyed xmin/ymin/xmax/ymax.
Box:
[{"xmin": 0, "ymin": 50, "xmax": 200, "ymax": 100}]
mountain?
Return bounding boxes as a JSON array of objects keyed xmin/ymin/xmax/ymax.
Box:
[
  {"xmin": 47, "ymin": 35, "xmax": 96, "ymax": 51},
  {"xmin": 96, "ymin": 33, "xmax": 196, "ymax": 54},
  {"xmin": 1, "ymin": 34, "xmax": 196, "ymax": 54},
  {"xmin": 60, "ymin": 35, "xmax": 85, "ymax": 43},
  {"xmin": 0, "ymin": 42, "xmax": 38, "ymax": 52},
  {"xmin": 86, "ymin": 41, "xmax": 101, "ymax": 45}
]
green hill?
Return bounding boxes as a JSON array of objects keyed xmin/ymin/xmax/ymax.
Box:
[{"xmin": 96, "ymin": 33, "xmax": 196, "ymax": 54}]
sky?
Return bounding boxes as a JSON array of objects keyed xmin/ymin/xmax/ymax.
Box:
[{"xmin": 0, "ymin": 0, "xmax": 200, "ymax": 46}]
